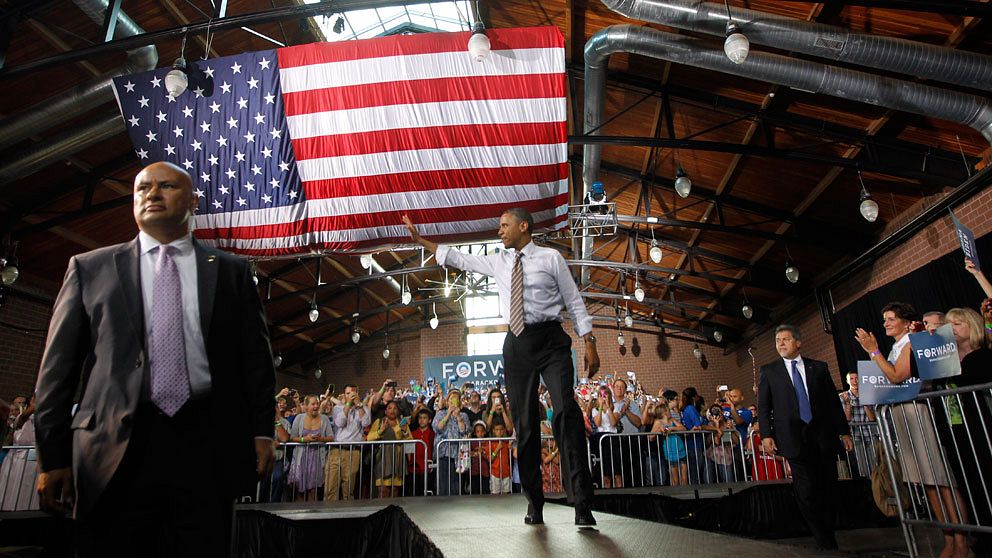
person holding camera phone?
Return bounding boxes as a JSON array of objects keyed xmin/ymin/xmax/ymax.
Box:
[
  {"xmin": 485, "ymin": 389, "xmax": 513, "ymax": 436},
  {"xmin": 367, "ymin": 401, "xmax": 413, "ymax": 498},
  {"xmin": 369, "ymin": 379, "xmax": 412, "ymax": 422},
  {"xmin": 327, "ymin": 384, "xmax": 369, "ymax": 501},
  {"xmin": 405, "ymin": 209, "xmax": 599, "ymax": 526}
]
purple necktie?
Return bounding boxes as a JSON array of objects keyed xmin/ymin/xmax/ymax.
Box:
[{"xmin": 149, "ymin": 245, "xmax": 190, "ymax": 417}]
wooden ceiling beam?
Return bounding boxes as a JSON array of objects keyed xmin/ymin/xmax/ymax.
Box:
[{"xmin": 686, "ymin": 1, "xmax": 990, "ymax": 330}]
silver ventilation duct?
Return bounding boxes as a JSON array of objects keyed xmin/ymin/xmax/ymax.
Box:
[
  {"xmin": 600, "ymin": 0, "xmax": 992, "ymax": 93},
  {"xmin": 581, "ymin": 25, "xmax": 992, "ymax": 266},
  {"xmin": 0, "ymin": 115, "xmax": 124, "ymax": 185},
  {"xmin": 0, "ymin": 0, "xmax": 156, "ymax": 153}
]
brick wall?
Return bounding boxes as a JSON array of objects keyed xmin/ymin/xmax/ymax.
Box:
[{"xmin": 0, "ymin": 295, "xmax": 51, "ymax": 403}]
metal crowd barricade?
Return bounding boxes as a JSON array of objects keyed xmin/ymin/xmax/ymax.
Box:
[
  {"xmin": 592, "ymin": 430, "xmax": 748, "ymax": 489},
  {"xmin": 0, "ymin": 445, "xmax": 39, "ymax": 511},
  {"xmin": 877, "ymin": 382, "xmax": 992, "ymax": 558},
  {"xmin": 258, "ymin": 439, "xmax": 430, "ymax": 503},
  {"xmin": 840, "ymin": 421, "xmax": 882, "ymax": 480},
  {"xmin": 433, "ymin": 436, "xmax": 566, "ymax": 497},
  {"xmin": 435, "ymin": 436, "xmax": 519, "ymax": 496}
]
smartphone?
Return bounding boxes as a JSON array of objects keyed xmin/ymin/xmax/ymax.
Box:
[
  {"xmin": 327, "ymin": 383, "xmax": 335, "ymax": 394},
  {"xmin": 717, "ymin": 384, "xmax": 728, "ymax": 392},
  {"xmin": 399, "ymin": 416, "xmax": 409, "ymax": 427}
]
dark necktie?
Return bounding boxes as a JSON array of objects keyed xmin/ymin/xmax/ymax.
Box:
[
  {"xmin": 509, "ymin": 252, "xmax": 524, "ymax": 337},
  {"xmin": 791, "ymin": 359, "xmax": 813, "ymax": 423},
  {"xmin": 150, "ymin": 245, "xmax": 191, "ymax": 416}
]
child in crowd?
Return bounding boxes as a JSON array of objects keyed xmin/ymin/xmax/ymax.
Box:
[
  {"xmin": 661, "ymin": 396, "xmax": 688, "ymax": 486},
  {"xmin": 407, "ymin": 409, "xmax": 435, "ymax": 496},
  {"xmin": 488, "ymin": 423, "xmax": 513, "ymax": 495}
]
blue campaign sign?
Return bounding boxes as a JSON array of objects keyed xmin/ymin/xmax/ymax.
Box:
[
  {"xmin": 424, "ymin": 354, "xmax": 505, "ymax": 392},
  {"xmin": 857, "ymin": 360, "xmax": 922, "ymax": 405},
  {"xmin": 909, "ymin": 324, "xmax": 962, "ymax": 380},
  {"xmin": 423, "ymin": 352, "xmax": 577, "ymax": 391},
  {"xmin": 950, "ymin": 209, "xmax": 980, "ymax": 271}
]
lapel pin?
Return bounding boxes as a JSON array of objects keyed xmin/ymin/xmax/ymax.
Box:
[{"xmin": 207, "ymin": 255, "xmax": 217, "ymax": 262}]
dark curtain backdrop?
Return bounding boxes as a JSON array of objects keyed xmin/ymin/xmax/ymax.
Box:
[{"xmin": 830, "ymin": 232, "xmax": 992, "ymax": 383}]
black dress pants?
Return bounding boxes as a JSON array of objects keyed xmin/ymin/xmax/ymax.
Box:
[
  {"xmin": 75, "ymin": 399, "xmax": 233, "ymax": 558},
  {"xmin": 503, "ymin": 321, "xmax": 594, "ymax": 510},
  {"xmin": 787, "ymin": 422, "xmax": 840, "ymax": 549}
]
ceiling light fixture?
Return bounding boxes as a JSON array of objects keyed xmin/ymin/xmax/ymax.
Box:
[
  {"xmin": 308, "ymin": 300, "xmax": 319, "ymax": 323},
  {"xmin": 857, "ymin": 170, "xmax": 879, "ymax": 222},
  {"xmin": 617, "ymin": 318, "xmax": 625, "ymax": 347},
  {"xmin": 713, "ymin": 329, "xmax": 724, "ymax": 343},
  {"xmin": 164, "ymin": 34, "xmax": 189, "ymax": 97},
  {"xmin": 351, "ymin": 324, "xmax": 361, "ymax": 344},
  {"xmin": 273, "ymin": 353, "xmax": 283, "ymax": 368},
  {"xmin": 401, "ymin": 274, "xmax": 412, "ymax": 305},
  {"xmin": 785, "ymin": 260, "xmax": 800, "ymax": 284},
  {"xmin": 741, "ymin": 287, "xmax": 754, "ymax": 319},
  {"xmin": 634, "ymin": 278, "xmax": 645, "ymax": 302},
  {"xmin": 0, "ymin": 256, "xmax": 18, "ymax": 285},
  {"xmin": 785, "ymin": 246, "xmax": 799, "ymax": 284},
  {"xmin": 360, "ymin": 254, "xmax": 373, "ymax": 269},
  {"xmin": 692, "ymin": 344, "xmax": 703, "ymax": 361},
  {"xmin": 468, "ymin": 21, "xmax": 491, "ymax": 62},
  {"xmin": 314, "ymin": 367, "xmax": 323, "ymax": 379},
  {"xmin": 430, "ymin": 303, "xmax": 439, "ymax": 330},
  {"xmin": 723, "ymin": 1, "xmax": 749, "ymax": 65},
  {"xmin": 649, "ymin": 239, "xmax": 663, "ymax": 264},
  {"xmin": 674, "ymin": 167, "xmax": 692, "ymax": 198}
]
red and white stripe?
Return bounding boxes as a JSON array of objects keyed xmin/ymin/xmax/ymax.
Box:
[{"xmin": 195, "ymin": 26, "xmax": 569, "ymax": 256}]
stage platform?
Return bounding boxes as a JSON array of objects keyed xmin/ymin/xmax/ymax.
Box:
[{"xmin": 235, "ymin": 495, "xmax": 852, "ymax": 558}]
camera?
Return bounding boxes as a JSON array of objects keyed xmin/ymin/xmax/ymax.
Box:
[{"xmin": 386, "ymin": 381, "xmax": 397, "ymax": 389}]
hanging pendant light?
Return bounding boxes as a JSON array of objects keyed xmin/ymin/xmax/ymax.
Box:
[
  {"xmin": 430, "ymin": 303, "xmax": 439, "ymax": 329},
  {"xmin": 857, "ymin": 170, "xmax": 879, "ymax": 222},
  {"xmin": 401, "ymin": 274, "xmax": 412, "ymax": 305},
  {"xmin": 649, "ymin": 239, "xmax": 663, "ymax": 264},
  {"xmin": 785, "ymin": 261, "xmax": 800, "ymax": 284},
  {"xmin": 713, "ymin": 330, "xmax": 724, "ymax": 343},
  {"xmin": 741, "ymin": 287, "xmax": 754, "ymax": 319},
  {"xmin": 467, "ymin": 21, "xmax": 491, "ymax": 62},
  {"xmin": 724, "ymin": 22, "xmax": 750, "ymax": 64},
  {"xmin": 308, "ymin": 301, "xmax": 319, "ymax": 323},
  {"xmin": 674, "ymin": 167, "xmax": 692, "ymax": 198}
]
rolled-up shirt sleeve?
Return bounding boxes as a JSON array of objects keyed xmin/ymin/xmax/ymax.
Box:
[{"xmin": 553, "ymin": 251, "xmax": 593, "ymax": 337}]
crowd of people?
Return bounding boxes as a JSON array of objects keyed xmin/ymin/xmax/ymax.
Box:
[
  {"xmin": 259, "ymin": 370, "xmax": 774, "ymax": 502},
  {"xmin": 847, "ymin": 257, "xmax": 992, "ymax": 558}
]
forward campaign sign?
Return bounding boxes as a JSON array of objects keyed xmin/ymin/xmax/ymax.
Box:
[
  {"xmin": 909, "ymin": 323, "xmax": 962, "ymax": 380},
  {"xmin": 857, "ymin": 360, "xmax": 922, "ymax": 405},
  {"xmin": 423, "ymin": 352, "xmax": 577, "ymax": 391}
]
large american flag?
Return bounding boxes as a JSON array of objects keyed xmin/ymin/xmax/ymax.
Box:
[{"xmin": 111, "ymin": 27, "xmax": 568, "ymax": 257}]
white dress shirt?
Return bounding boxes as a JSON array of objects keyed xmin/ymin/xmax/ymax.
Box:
[
  {"xmin": 138, "ymin": 231, "xmax": 211, "ymax": 397},
  {"xmin": 436, "ymin": 241, "xmax": 593, "ymax": 337},
  {"xmin": 782, "ymin": 355, "xmax": 810, "ymax": 399}
]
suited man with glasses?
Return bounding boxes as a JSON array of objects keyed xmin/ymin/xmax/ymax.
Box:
[{"xmin": 758, "ymin": 324, "xmax": 852, "ymax": 551}]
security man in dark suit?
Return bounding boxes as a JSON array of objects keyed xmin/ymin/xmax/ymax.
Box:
[
  {"xmin": 758, "ymin": 324, "xmax": 852, "ymax": 550},
  {"xmin": 34, "ymin": 161, "xmax": 276, "ymax": 557}
]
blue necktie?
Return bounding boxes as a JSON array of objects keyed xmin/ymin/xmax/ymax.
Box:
[{"xmin": 791, "ymin": 360, "xmax": 813, "ymax": 424}]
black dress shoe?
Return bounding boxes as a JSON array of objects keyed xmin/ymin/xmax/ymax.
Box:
[
  {"xmin": 574, "ymin": 504, "xmax": 597, "ymax": 527},
  {"xmin": 524, "ymin": 504, "xmax": 544, "ymax": 525}
]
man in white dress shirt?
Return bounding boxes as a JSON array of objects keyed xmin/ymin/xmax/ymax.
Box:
[{"xmin": 403, "ymin": 208, "xmax": 600, "ymax": 526}]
